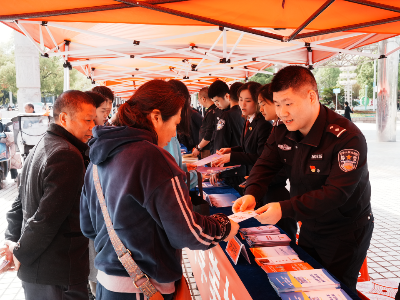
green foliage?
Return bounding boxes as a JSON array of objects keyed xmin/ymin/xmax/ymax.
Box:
[
  {"xmin": 40, "ymin": 56, "xmax": 64, "ymax": 97},
  {"xmin": 249, "ymin": 68, "xmax": 274, "ymax": 85},
  {"xmin": 0, "ymin": 36, "xmax": 92, "ymax": 101},
  {"xmin": 314, "ymin": 67, "xmax": 340, "ymax": 90},
  {"xmin": 356, "ymin": 62, "xmax": 374, "ymax": 99}
]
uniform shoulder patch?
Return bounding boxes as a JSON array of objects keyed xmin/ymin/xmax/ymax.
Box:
[
  {"xmin": 338, "ymin": 149, "xmax": 360, "ymax": 172},
  {"xmin": 327, "ymin": 124, "xmax": 347, "ymax": 137},
  {"xmin": 273, "ymin": 119, "xmax": 284, "ymax": 127}
]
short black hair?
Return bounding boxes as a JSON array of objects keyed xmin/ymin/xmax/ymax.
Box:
[
  {"xmin": 257, "ymin": 84, "xmax": 273, "ymax": 104},
  {"xmin": 345, "ymin": 101, "xmax": 349, "ymax": 106},
  {"xmin": 85, "ymin": 91, "xmax": 108, "ymax": 108},
  {"xmin": 229, "ymin": 82, "xmax": 244, "ymax": 102},
  {"xmin": 208, "ymin": 80, "xmax": 230, "ymax": 99},
  {"xmin": 92, "ymin": 86, "xmax": 114, "ymax": 102},
  {"xmin": 270, "ymin": 66, "xmax": 318, "ymax": 97},
  {"xmin": 24, "ymin": 103, "xmax": 34, "ymax": 110},
  {"xmin": 53, "ymin": 90, "xmax": 95, "ymax": 120}
]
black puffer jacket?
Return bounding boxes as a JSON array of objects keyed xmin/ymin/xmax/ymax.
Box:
[{"xmin": 5, "ymin": 123, "xmax": 90, "ymax": 285}]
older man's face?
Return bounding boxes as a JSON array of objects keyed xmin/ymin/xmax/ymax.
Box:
[{"xmin": 25, "ymin": 105, "xmax": 34, "ymax": 113}]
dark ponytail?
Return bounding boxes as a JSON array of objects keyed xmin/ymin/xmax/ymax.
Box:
[{"xmin": 114, "ymin": 80, "xmax": 185, "ymax": 137}]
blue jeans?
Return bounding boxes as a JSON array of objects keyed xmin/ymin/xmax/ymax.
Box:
[{"xmin": 97, "ymin": 282, "xmax": 174, "ymax": 300}]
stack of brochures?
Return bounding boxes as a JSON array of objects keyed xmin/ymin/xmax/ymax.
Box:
[
  {"xmin": 257, "ymin": 261, "xmax": 314, "ymax": 274},
  {"xmin": 240, "ymin": 225, "xmax": 280, "ymax": 236},
  {"xmin": 250, "ymin": 246, "xmax": 297, "ymax": 258},
  {"xmin": 280, "ymin": 289, "xmax": 352, "ymax": 300},
  {"xmin": 268, "ymin": 269, "xmax": 340, "ymax": 295},
  {"xmin": 246, "ymin": 234, "xmax": 291, "ymax": 247}
]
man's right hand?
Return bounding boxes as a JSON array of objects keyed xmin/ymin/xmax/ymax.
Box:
[
  {"xmin": 232, "ymin": 195, "xmax": 256, "ymax": 213},
  {"xmin": 223, "ymin": 219, "xmax": 240, "ymax": 241},
  {"xmin": 191, "ymin": 148, "xmax": 200, "ymax": 157}
]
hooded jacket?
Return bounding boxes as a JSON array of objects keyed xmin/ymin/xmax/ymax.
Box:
[{"xmin": 80, "ymin": 126, "xmax": 230, "ymax": 283}]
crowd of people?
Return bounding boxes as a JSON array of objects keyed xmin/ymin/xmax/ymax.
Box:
[{"xmin": 0, "ymin": 65, "xmax": 383, "ymax": 300}]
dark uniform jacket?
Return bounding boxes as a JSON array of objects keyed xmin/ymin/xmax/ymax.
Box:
[
  {"xmin": 5, "ymin": 123, "xmax": 90, "ymax": 285},
  {"xmin": 230, "ymin": 113, "xmax": 272, "ymax": 175},
  {"xmin": 213, "ymin": 105, "xmax": 246, "ymax": 177},
  {"xmin": 210, "ymin": 107, "xmax": 226, "ymax": 154},
  {"xmin": 198, "ymin": 104, "xmax": 217, "ymax": 151},
  {"xmin": 245, "ymin": 105, "xmax": 371, "ymax": 235},
  {"xmin": 81, "ymin": 126, "xmax": 230, "ymax": 283}
]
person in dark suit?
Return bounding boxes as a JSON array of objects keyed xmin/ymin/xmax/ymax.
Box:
[
  {"xmin": 344, "ymin": 101, "xmax": 353, "ymax": 121},
  {"xmin": 214, "ymin": 82, "xmax": 272, "ymax": 175},
  {"xmin": 215, "ymin": 83, "xmax": 297, "ymax": 240}
]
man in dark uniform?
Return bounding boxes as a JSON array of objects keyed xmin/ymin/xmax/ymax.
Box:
[
  {"xmin": 192, "ymin": 87, "xmax": 217, "ymax": 159},
  {"xmin": 233, "ymin": 66, "xmax": 373, "ymax": 292},
  {"xmin": 209, "ymin": 80, "xmax": 246, "ymax": 192}
]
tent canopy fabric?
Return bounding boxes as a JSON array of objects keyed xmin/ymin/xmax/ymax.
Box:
[{"xmin": 2, "ymin": 0, "xmax": 400, "ymax": 97}]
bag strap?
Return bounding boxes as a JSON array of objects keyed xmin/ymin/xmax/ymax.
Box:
[
  {"xmin": 93, "ymin": 165, "xmax": 163, "ymax": 300},
  {"xmin": 186, "ymin": 171, "xmax": 203, "ymax": 199}
]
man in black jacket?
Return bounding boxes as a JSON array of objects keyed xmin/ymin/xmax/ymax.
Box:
[
  {"xmin": 209, "ymin": 80, "xmax": 246, "ymax": 192},
  {"xmin": 3, "ymin": 91, "xmax": 96, "ymax": 300},
  {"xmin": 233, "ymin": 66, "xmax": 373, "ymax": 292},
  {"xmin": 192, "ymin": 87, "xmax": 217, "ymax": 159}
]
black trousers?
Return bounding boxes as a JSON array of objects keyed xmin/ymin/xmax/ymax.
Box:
[
  {"xmin": 21, "ymin": 281, "xmax": 88, "ymax": 300},
  {"xmin": 298, "ymin": 220, "xmax": 374, "ymax": 293},
  {"xmin": 262, "ymin": 185, "xmax": 298, "ymax": 242}
]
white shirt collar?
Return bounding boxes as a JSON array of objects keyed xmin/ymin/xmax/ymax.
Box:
[{"xmin": 248, "ymin": 114, "xmax": 256, "ymax": 123}]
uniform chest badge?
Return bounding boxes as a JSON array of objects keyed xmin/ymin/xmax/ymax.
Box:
[
  {"xmin": 338, "ymin": 149, "xmax": 360, "ymax": 172},
  {"xmin": 310, "ymin": 166, "xmax": 316, "ymax": 172},
  {"xmin": 217, "ymin": 119, "xmax": 225, "ymax": 130},
  {"xmin": 278, "ymin": 144, "xmax": 291, "ymax": 151},
  {"xmin": 249, "ymin": 127, "xmax": 252, "ymax": 131}
]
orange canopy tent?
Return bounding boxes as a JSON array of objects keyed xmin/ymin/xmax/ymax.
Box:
[{"xmin": 2, "ymin": 0, "xmax": 400, "ymax": 97}]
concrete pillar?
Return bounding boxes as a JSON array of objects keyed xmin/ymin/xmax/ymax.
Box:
[
  {"xmin": 377, "ymin": 37, "xmax": 399, "ymax": 142},
  {"xmin": 14, "ymin": 31, "xmax": 41, "ymax": 110}
]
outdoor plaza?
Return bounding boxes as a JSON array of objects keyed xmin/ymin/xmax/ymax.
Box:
[{"xmin": 1, "ymin": 1, "xmax": 400, "ymax": 300}]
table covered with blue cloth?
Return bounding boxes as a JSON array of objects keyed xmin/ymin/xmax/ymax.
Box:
[{"xmin": 197, "ymin": 184, "xmax": 361, "ymax": 300}]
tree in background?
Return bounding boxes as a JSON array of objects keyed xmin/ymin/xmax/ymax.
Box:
[
  {"xmin": 0, "ymin": 36, "xmax": 92, "ymax": 104},
  {"xmin": 249, "ymin": 68, "xmax": 274, "ymax": 85},
  {"xmin": 314, "ymin": 67, "xmax": 340, "ymax": 91},
  {"xmin": 356, "ymin": 61, "xmax": 374, "ymax": 99}
]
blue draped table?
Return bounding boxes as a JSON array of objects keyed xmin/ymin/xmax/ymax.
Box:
[{"xmin": 200, "ymin": 184, "xmax": 361, "ymax": 300}]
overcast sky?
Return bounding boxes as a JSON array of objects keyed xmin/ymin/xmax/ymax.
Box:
[{"xmin": 0, "ymin": 23, "xmax": 13, "ymax": 44}]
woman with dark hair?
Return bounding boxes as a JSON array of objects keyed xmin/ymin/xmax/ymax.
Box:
[
  {"xmin": 214, "ymin": 81, "xmax": 272, "ymax": 175},
  {"xmin": 85, "ymin": 91, "xmax": 109, "ymax": 126},
  {"xmin": 80, "ymin": 80, "xmax": 238, "ymax": 300}
]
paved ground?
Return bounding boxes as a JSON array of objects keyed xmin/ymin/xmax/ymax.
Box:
[{"xmin": 0, "ymin": 121, "xmax": 399, "ymax": 299}]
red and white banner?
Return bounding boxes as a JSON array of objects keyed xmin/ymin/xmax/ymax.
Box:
[{"xmin": 186, "ymin": 245, "xmax": 253, "ymax": 300}]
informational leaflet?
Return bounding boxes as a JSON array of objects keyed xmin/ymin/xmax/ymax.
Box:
[
  {"xmin": 240, "ymin": 225, "xmax": 280, "ymax": 235},
  {"xmin": 246, "ymin": 234, "xmax": 291, "ymax": 247},
  {"xmin": 255, "ymin": 256, "xmax": 303, "ymax": 265},
  {"xmin": 207, "ymin": 194, "xmax": 237, "ymax": 207},
  {"xmin": 250, "ymin": 246, "xmax": 297, "ymax": 258},
  {"xmin": 192, "ymin": 154, "xmax": 223, "ymax": 166},
  {"xmin": 267, "ymin": 269, "xmax": 340, "ymax": 295},
  {"xmin": 280, "ymin": 289, "xmax": 352, "ymax": 300},
  {"xmin": 257, "ymin": 262, "xmax": 314, "ymax": 274},
  {"xmin": 0, "ymin": 259, "xmax": 10, "ymax": 274},
  {"xmin": 228, "ymin": 211, "xmax": 258, "ymax": 223},
  {"xmin": 197, "ymin": 165, "xmax": 241, "ymax": 175}
]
